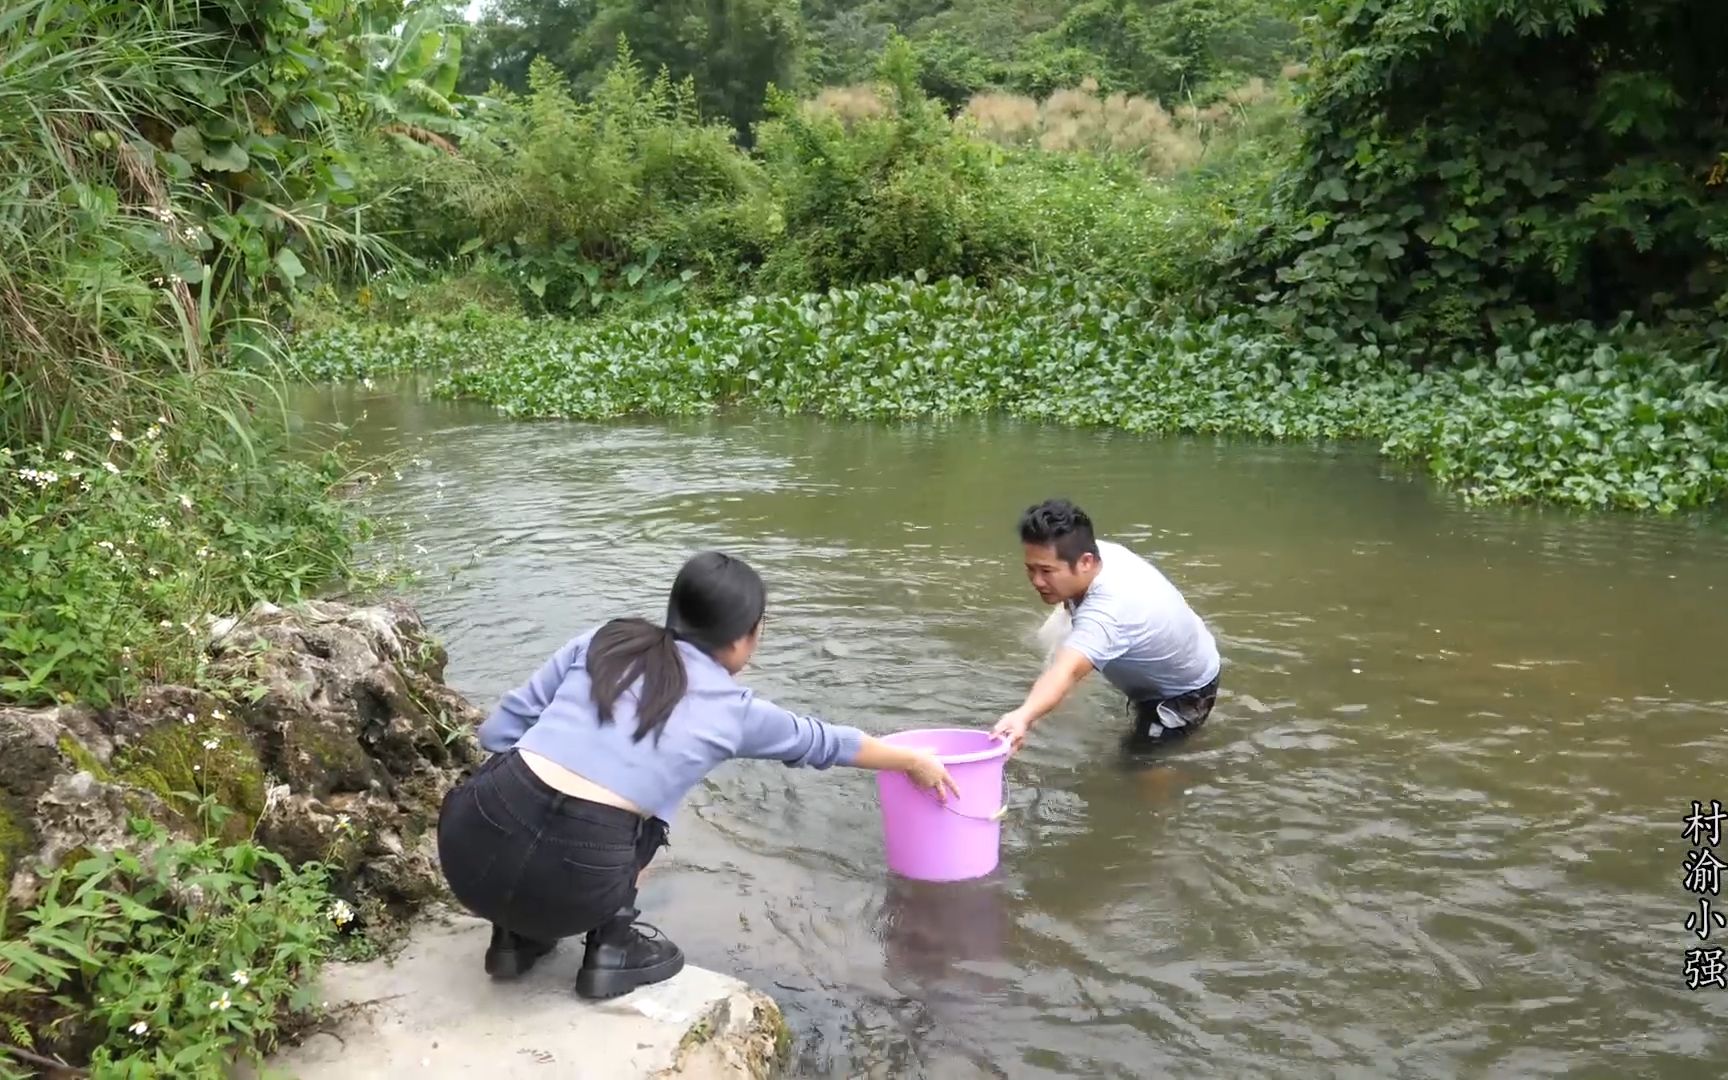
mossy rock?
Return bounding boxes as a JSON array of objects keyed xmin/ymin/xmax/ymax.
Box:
[
  {"xmin": 272, "ymin": 712, "xmax": 378, "ymax": 796},
  {"xmin": 58, "ymin": 734, "xmax": 113, "ymax": 782},
  {"xmin": 0, "ymin": 731, "xmax": 58, "ymax": 886},
  {"xmin": 0, "ymin": 796, "xmax": 29, "ymax": 887},
  {"xmin": 111, "ymin": 714, "xmax": 266, "ymax": 841}
]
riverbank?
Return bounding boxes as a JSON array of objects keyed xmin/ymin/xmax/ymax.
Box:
[
  {"xmin": 292, "ymin": 277, "xmax": 1728, "ymax": 515},
  {"xmin": 0, "ymin": 591, "xmax": 792, "ymax": 1080},
  {"xmin": 259, "ymin": 905, "xmax": 787, "ymax": 1079}
]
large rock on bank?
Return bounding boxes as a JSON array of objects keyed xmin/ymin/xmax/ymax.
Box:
[{"xmin": 0, "ymin": 598, "xmax": 484, "ymax": 915}]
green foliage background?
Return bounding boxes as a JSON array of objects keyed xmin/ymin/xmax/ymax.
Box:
[{"xmin": 6, "ymin": 0, "xmax": 1728, "ymax": 1069}]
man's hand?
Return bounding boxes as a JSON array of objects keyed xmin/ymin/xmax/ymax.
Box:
[
  {"xmin": 992, "ymin": 708, "xmax": 1035, "ymax": 754},
  {"xmin": 991, "ymin": 646, "xmax": 1094, "ymax": 756}
]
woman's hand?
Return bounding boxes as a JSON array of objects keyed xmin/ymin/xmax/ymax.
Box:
[{"xmin": 904, "ymin": 750, "xmax": 960, "ymax": 803}]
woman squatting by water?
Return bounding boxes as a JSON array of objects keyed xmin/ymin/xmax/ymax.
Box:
[{"xmin": 435, "ymin": 550, "xmax": 960, "ymax": 1000}]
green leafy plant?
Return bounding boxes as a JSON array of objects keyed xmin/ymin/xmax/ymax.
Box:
[
  {"xmin": 1229, "ymin": 0, "xmax": 1728, "ymax": 352},
  {"xmin": 0, "ymin": 416, "xmax": 373, "ymax": 708},
  {"xmin": 0, "ymin": 819, "xmax": 349, "ymax": 1079},
  {"xmin": 754, "ymin": 35, "xmax": 1035, "ymax": 292}
]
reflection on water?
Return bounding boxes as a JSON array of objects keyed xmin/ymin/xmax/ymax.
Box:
[
  {"xmin": 878, "ymin": 874, "xmax": 1012, "ymax": 990},
  {"xmin": 294, "ymin": 379, "xmax": 1728, "ymax": 1078}
]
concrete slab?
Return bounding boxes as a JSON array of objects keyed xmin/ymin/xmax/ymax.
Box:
[{"xmin": 258, "ymin": 907, "xmax": 785, "ymax": 1080}]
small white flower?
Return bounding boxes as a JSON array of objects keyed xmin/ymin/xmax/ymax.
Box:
[
  {"xmin": 179, "ymin": 493, "xmax": 193, "ymax": 510},
  {"xmin": 160, "ymin": 620, "xmax": 174, "ymax": 629},
  {"xmin": 103, "ymin": 461, "xmax": 121, "ymax": 475},
  {"xmin": 150, "ymin": 516, "xmax": 169, "ymax": 530},
  {"xmin": 202, "ymin": 738, "xmax": 219, "ymax": 750},
  {"xmin": 182, "ymin": 711, "xmax": 196, "ymax": 725},
  {"xmin": 128, "ymin": 1020, "xmax": 149, "ymax": 1037},
  {"xmin": 210, "ymin": 708, "xmax": 226, "ymax": 721},
  {"xmin": 193, "ymin": 764, "xmax": 201, "ymax": 773},
  {"xmin": 109, "ymin": 427, "xmax": 124, "ymax": 442},
  {"xmin": 209, "ymin": 991, "xmax": 230, "ymax": 1012},
  {"xmin": 97, "ymin": 540, "xmax": 115, "ymax": 551},
  {"xmin": 230, "ymin": 969, "xmax": 249, "ymax": 987},
  {"xmin": 62, "ymin": 450, "xmax": 76, "ymax": 462},
  {"xmin": 147, "ymin": 566, "xmax": 160, "ymax": 577},
  {"xmin": 144, "ymin": 424, "xmax": 161, "ymax": 440},
  {"xmin": 157, "ymin": 415, "xmax": 168, "ymax": 426},
  {"xmin": 336, "ymin": 813, "xmax": 352, "ymax": 830},
  {"xmin": 328, "ymin": 899, "xmax": 355, "ymax": 927}
]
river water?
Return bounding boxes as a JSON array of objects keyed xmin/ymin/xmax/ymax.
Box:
[{"xmin": 295, "ymin": 379, "xmax": 1728, "ymax": 1078}]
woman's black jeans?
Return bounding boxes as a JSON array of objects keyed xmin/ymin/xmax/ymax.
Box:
[{"xmin": 436, "ymin": 750, "xmax": 669, "ymax": 945}]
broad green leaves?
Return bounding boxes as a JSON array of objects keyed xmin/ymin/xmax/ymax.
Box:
[
  {"xmin": 293, "ymin": 276, "xmax": 1728, "ymax": 513},
  {"xmin": 1234, "ymin": 0, "xmax": 1728, "ymax": 351}
]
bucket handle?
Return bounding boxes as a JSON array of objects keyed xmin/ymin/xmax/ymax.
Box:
[{"xmin": 936, "ymin": 799, "xmax": 1007, "ymax": 822}]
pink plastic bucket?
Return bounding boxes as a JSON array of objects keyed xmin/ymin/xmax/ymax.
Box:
[{"xmin": 874, "ymin": 728, "xmax": 1011, "ymax": 882}]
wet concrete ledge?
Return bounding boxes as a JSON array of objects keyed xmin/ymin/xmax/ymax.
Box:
[{"xmin": 260, "ymin": 905, "xmax": 787, "ymax": 1079}]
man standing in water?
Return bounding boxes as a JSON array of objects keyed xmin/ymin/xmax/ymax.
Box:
[{"xmin": 992, "ymin": 498, "xmax": 1221, "ymax": 755}]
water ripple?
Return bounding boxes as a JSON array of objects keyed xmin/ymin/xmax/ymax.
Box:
[{"xmin": 295, "ymin": 388, "xmax": 1728, "ymax": 1078}]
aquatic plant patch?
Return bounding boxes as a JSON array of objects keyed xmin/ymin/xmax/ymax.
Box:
[{"xmin": 292, "ymin": 277, "xmax": 1728, "ymax": 514}]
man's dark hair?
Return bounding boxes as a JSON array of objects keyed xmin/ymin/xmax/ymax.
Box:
[{"xmin": 1018, "ymin": 498, "xmax": 1099, "ymax": 567}]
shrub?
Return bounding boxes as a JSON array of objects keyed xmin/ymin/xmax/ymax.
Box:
[
  {"xmin": 353, "ymin": 41, "xmax": 771, "ymax": 317},
  {"xmin": 755, "ymin": 38, "xmax": 1034, "ymax": 292},
  {"xmin": 1230, "ymin": 0, "xmax": 1728, "ymax": 352},
  {"xmin": 0, "ymin": 820, "xmax": 349, "ymax": 1079}
]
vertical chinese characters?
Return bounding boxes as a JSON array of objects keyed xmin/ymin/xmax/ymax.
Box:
[{"xmin": 1683, "ymin": 799, "xmax": 1727, "ymax": 990}]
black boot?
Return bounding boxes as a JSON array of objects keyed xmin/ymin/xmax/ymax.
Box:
[
  {"xmin": 484, "ymin": 923, "xmax": 556, "ymax": 980},
  {"xmin": 575, "ymin": 906, "xmax": 684, "ymax": 1000}
]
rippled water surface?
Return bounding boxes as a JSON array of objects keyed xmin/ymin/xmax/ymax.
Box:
[{"xmin": 295, "ymin": 380, "xmax": 1728, "ymax": 1078}]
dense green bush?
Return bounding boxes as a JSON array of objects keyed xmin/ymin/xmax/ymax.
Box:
[
  {"xmin": 0, "ymin": 0, "xmax": 404, "ymax": 451},
  {"xmin": 754, "ymin": 38, "xmax": 1037, "ymax": 292},
  {"xmin": 990, "ymin": 84, "xmax": 1294, "ymax": 288},
  {"xmin": 353, "ymin": 42, "xmax": 771, "ymax": 315},
  {"xmin": 0, "ymin": 0, "xmax": 399, "ymax": 707},
  {"xmin": 1231, "ymin": 0, "xmax": 1728, "ymax": 351},
  {"xmin": 293, "ymin": 277, "xmax": 1728, "ymax": 513}
]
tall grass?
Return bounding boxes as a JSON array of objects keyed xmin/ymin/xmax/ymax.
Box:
[
  {"xmin": 957, "ymin": 76, "xmax": 1279, "ymax": 176},
  {"xmin": 0, "ymin": 0, "xmax": 387, "ymax": 708},
  {"xmin": 0, "ymin": 1, "xmax": 216, "ymax": 450}
]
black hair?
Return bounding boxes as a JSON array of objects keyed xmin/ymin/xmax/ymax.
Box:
[
  {"xmin": 585, "ymin": 550, "xmax": 767, "ymax": 743},
  {"xmin": 1018, "ymin": 498, "xmax": 1099, "ymax": 567}
]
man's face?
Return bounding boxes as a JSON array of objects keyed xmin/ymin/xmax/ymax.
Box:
[{"xmin": 1022, "ymin": 542, "xmax": 1092, "ymax": 605}]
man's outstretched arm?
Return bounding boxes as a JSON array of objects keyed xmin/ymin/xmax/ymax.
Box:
[{"xmin": 991, "ymin": 646, "xmax": 1094, "ymax": 753}]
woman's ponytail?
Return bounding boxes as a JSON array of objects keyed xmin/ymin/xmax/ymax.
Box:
[{"xmin": 584, "ymin": 617, "xmax": 688, "ymax": 743}]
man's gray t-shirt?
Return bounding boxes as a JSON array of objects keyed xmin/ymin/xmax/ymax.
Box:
[{"xmin": 1062, "ymin": 539, "xmax": 1220, "ymax": 702}]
